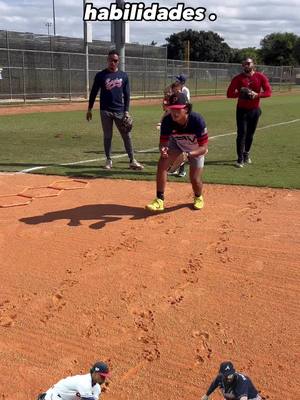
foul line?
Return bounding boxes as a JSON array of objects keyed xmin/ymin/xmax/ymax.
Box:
[{"xmin": 16, "ymin": 118, "xmax": 300, "ymax": 174}]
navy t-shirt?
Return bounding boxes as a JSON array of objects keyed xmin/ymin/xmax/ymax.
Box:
[
  {"xmin": 88, "ymin": 69, "xmax": 130, "ymax": 112},
  {"xmin": 207, "ymin": 373, "xmax": 259, "ymax": 399},
  {"xmin": 160, "ymin": 111, "xmax": 208, "ymax": 152}
]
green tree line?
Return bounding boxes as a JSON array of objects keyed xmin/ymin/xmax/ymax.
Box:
[{"xmin": 165, "ymin": 30, "xmax": 300, "ymax": 66}]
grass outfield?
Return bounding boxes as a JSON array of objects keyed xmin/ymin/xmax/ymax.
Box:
[{"xmin": 0, "ymin": 93, "xmax": 299, "ymax": 189}]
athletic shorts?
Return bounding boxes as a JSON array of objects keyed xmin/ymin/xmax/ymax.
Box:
[{"xmin": 168, "ymin": 137, "xmax": 205, "ymax": 169}]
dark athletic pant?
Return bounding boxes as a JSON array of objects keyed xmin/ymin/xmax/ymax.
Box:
[
  {"xmin": 100, "ymin": 110, "xmax": 134, "ymax": 162},
  {"xmin": 236, "ymin": 107, "xmax": 262, "ymax": 162}
]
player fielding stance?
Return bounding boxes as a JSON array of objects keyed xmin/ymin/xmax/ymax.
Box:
[
  {"xmin": 201, "ymin": 361, "xmax": 261, "ymax": 400},
  {"xmin": 37, "ymin": 361, "xmax": 110, "ymax": 400},
  {"xmin": 146, "ymin": 93, "xmax": 208, "ymax": 212}
]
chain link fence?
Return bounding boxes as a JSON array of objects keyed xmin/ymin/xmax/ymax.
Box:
[{"xmin": 0, "ymin": 30, "xmax": 296, "ymax": 102}]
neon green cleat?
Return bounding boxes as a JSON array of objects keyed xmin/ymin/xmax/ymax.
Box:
[
  {"xmin": 193, "ymin": 195, "xmax": 204, "ymax": 210},
  {"xmin": 146, "ymin": 198, "xmax": 164, "ymax": 212}
]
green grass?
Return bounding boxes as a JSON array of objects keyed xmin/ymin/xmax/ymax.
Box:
[{"xmin": 0, "ymin": 93, "xmax": 299, "ymax": 189}]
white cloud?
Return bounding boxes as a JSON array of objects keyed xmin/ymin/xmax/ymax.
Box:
[{"xmin": 0, "ymin": 1, "xmax": 299, "ymax": 49}]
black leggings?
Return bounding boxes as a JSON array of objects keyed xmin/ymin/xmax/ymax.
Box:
[{"xmin": 236, "ymin": 107, "xmax": 261, "ymax": 162}]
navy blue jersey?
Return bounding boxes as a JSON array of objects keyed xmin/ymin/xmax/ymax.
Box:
[
  {"xmin": 160, "ymin": 111, "xmax": 208, "ymax": 152},
  {"xmin": 88, "ymin": 69, "xmax": 130, "ymax": 112},
  {"xmin": 207, "ymin": 373, "xmax": 259, "ymax": 399}
]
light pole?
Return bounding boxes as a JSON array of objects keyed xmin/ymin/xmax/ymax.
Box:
[
  {"xmin": 45, "ymin": 22, "xmax": 52, "ymax": 36},
  {"xmin": 83, "ymin": 0, "xmax": 89, "ymax": 99},
  {"xmin": 115, "ymin": 0, "xmax": 125, "ymax": 71},
  {"xmin": 52, "ymin": 0, "xmax": 56, "ymax": 36}
]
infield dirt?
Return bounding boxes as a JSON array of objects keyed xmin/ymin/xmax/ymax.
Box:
[{"xmin": 0, "ymin": 174, "xmax": 299, "ymax": 399}]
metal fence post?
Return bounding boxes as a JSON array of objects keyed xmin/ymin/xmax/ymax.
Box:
[
  {"xmin": 143, "ymin": 58, "xmax": 146, "ymax": 98},
  {"xmin": 22, "ymin": 51, "xmax": 26, "ymax": 103},
  {"xmin": 289, "ymin": 66, "xmax": 293, "ymax": 91},
  {"xmin": 68, "ymin": 54, "xmax": 72, "ymax": 101},
  {"xmin": 50, "ymin": 38, "xmax": 55, "ymax": 98},
  {"xmin": 6, "ymin": 31, "xmax": 13, "ymax": 100},
  {"xmin": 164, "ymin": 57, "xmax": 167, "ymax": 92},
  {"xmin": 215, "ymin": 70, "xmax": 218, "ymax": 95}
]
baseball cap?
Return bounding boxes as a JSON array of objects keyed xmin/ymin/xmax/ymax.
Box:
[
  {"xmin": 175, "ymin": 73, "xmax": 186, "ymax": 83},
  {"xmin": 167, "ymin": 92, "xmax": 189, "ymax": 109},
  {"xmin": 219, "ymin": 361, "xmax": 236, "ymax": 377},
  {"xmin": 91, "ymin": 362, "xmax": 110, "ymax": 377}
]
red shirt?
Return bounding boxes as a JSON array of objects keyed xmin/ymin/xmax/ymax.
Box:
[{"xmin": 227, "ymin": 71, "xmax": 272, "ymax": 109}]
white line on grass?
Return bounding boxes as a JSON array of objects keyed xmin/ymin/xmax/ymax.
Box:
[{"xmin": 17, "ymin": 118, "xmax": 300, "ymax": 174}]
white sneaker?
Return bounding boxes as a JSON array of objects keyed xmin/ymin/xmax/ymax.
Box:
[
  {"xmin": 167, "ymin": 169, "xmax": 179, "ymax": 176},
  {"xmin": 244, "ymin": 155, "xmax": 252, "ymax": 164},
  {"xmin": 235, "ymin": 161, "xmax": 244, "ymax": 168},
  {"xmin": 104, "ymin": 159, "xmax": 112, "ymax": 169},
  {"xmin": 129, "ymin": 159, "xmax": 144, "ymax": 170}
]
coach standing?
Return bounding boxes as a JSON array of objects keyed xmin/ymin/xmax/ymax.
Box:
[
  {"xmin": 86, "ymin": 50, "xmax": 143, "ymax": 170},
  {"xmin": 227, "ymin": 58, "xmax": 272, "ymax": 168}
]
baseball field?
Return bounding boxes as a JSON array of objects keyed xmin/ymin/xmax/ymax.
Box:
[{"xmin": 0, "ymin": 92, "xmax": 299, "ymax": 399}]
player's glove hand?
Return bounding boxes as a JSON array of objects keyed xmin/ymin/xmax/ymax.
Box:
[
  {"xmin": 239, "ymin": 87, "xmax": 253, "ymax": 100},
  {"xmin": 201, "ymin": 395, "xmax": 209, "ymax": 400},
  {"xmin": 167, "ymin": 152, "xmax": 187, "ymax": 173},
  {"xmin": 121, "ymin": 113, "xmax": 133, "ymax": 133}
]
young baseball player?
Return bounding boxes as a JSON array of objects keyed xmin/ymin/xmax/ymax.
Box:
[
  {"xmin": 175, "ymin": 74, "xmax": 191, "ymax": 102},
  {"xmin": 201, "ymin": 361, "xmax": 262, "ymax": 400},
  {"xmin": 146, "ymin": 92, "xmax": 208, "ymax": 212},
  {"xmin": 174, "ymin": 74, "xmax": 191, "ymax": 177},
  {"xmin": 157, "ymin": 82, "xmax": 188, "ymax": 177},
  {"xmin": 36, "ymin": 361, "xmax": 110, "ymax": 400}
]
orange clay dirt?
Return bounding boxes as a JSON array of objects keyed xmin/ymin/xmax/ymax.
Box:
[{"xmin": 0, "ymin": 174, "xmax": 299, "ymax": 400}]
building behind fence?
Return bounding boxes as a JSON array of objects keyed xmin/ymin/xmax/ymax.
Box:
[{"xmin": 0, "ymin": 30, "xmax": 298, "ymax": 102}]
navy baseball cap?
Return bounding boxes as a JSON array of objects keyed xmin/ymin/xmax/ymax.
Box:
[
  {"xmin": 91, "ymin": 362, "xmax": 110, "ymax": 377},
  {"xmin": 219, "ymin": 361, "xmax": 235, "ymax": 377},
  {"xmin": 175, "ymin": 74, "xmax": 187, "ymax": 83},
  {"xmin": 167, "ymin": 92, "xmax": 189, "ymax": 109}
]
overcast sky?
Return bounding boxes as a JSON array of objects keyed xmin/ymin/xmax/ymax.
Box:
[{"xmin": 0, "ymin": 0, "xmax": 300, "ymax": 49}]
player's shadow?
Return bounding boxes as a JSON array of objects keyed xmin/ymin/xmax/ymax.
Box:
[{"xmin": 19, "ymin": 203, "xmax": 189, "ymax": 230}]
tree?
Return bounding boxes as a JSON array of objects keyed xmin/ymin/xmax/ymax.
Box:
[
  {"xmin": 230, "ymin": 47, "xmax": 262, "ymax": 64},
  {"xmin": 165, "ymin": 29, "xmax": 231, "ymax": 62},
  {"xmin": 260, "ymin": 32, "xmax": 298, "ymax": 65},
  {"xmin": 293, "ymin": 37, "xmax": 300, "ymax": 65},
  {"xmin": 149, "ymin": 40, "xmax": 157, "ymax": 46}
]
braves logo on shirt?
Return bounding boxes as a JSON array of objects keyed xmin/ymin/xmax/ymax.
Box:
[{"xmin": 105, "ymin": 78, "xmax": 123, "ymax": 90}]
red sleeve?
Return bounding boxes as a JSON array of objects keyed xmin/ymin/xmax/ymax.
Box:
[
  {"xmin": 197, "ymin": 128, "xmax": 208, "ymax": 146},
  {"xmin": 258, "ymin": 74, "xmax": 272, "ymax": 98},
  {"xmin": 227, "ymin": 76, "xmax": 240, "ymax": 98}
]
